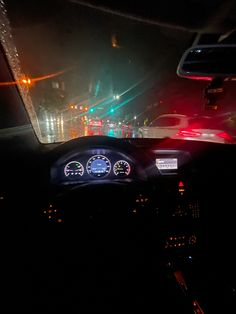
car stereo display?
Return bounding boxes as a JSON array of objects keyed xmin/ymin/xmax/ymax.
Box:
[{"xmin": 156, "ymin": 158, "xmax": 178, "ymax": 170}]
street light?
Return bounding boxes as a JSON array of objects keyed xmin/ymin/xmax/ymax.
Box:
[
  {"xmin": 113, "ymin": 95, "xmax": 120, "ymax": 100},
  {"xmin": 69, "ymin": 104, "xmax": 77, "ymax": 109},
  {"xmin": 21, "ymin": 77, "xmax": 32, "ymax": 86}
]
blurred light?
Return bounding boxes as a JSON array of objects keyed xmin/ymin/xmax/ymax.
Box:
[
  {"xmin": 111, "ymin": 34, "xmax": 120, "ymax": 48},
  {"xmin": 216, "ymin": 131, "xmax": 233, "ymax": 142},
  {"xmin": 90, "ymin": 108, "xmax": 94, "ymax": 113},
  {"xmin": 113, "ymin": 94, "xmax": 120, "ymax": 100},
  {"xmin": 21, "ymin": 78, "xmax": 32, "ymax": 85},
  {"xmin": 178, "ymin": 181, "xmax": 184, "ymax": 187},
  {"xmin": 176, "ymin": 128, "xmax": 201, "ymax": 137},
  {"xmin": 134, "ymin": 116, "xmax": 137, "ymax": 120},
  {"xmin": 110, "ymin": 108, "xmax": 115, "ymax": 113},
  {"xmin": 183, "ymin": 76, "xmax": 213, "ymax": 81}
]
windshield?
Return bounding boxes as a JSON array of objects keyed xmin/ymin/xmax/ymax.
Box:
[{"xmin": 1, "ymin": 0, "xmax": 236, "ymax": 143}]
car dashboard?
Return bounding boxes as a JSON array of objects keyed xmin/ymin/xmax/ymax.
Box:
[
  {"xmin": 43, "ymin": 138, "xmax": 203, "ymax": 259},
  {"xmin": 1, "ymin": 136, "xmax": 236, "ymax": 312}
]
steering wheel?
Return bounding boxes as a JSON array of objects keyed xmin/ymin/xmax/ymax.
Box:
[{"xmin": 41, "ymin": 136, "xmax": 158, "ymax": 223}]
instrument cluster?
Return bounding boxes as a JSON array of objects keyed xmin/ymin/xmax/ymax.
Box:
[
  {"xmin": 51, "ymin": 149, "xmax": 134, "ymax": 185},
  {"xmin": 64, "ymin": 155, "xmax": 131, "ymax": 179}
]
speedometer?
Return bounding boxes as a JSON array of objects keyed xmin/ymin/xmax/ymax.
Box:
[
  {"xmin": 86, "ymin": 155, "xmax": 111, "ymax": 177},
  {"xmin": 64, "ymin": 161, "xmax": 84, "ymax": 178},
  {"xmin": 113, "ymin": 160, "xmax": 131, "ymax": 176}
]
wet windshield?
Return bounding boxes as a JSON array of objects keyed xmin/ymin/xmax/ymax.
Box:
[{"xmin": 1, "ymin": 0, "xmax": 236, "ymax": 143}]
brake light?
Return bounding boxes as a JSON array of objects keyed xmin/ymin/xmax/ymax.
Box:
[
  {"xmin": 181, "ymin": 75, "xmax": 213, "ymax": 81},
  {"xmin": 216, "ymin": 131, "xmax": 233, "ymax": 142},
  {"xmin": 176, "ymin": 128, "xmax": 202, "ymax": 137}
]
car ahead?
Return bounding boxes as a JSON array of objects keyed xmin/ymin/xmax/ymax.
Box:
[
  {"xmin": 103, "ymin": 120, "xmax": 117, "ymax": 129},
  {"xmin": 138, "ymin": 113, "xmax": 190, "ymax": 138},
  {"xmin": 2, "ymin": 1, "xmax": 236, "ymax": 313},
  {"xmin": 138, "ymin": 113, "xmax": 234, "ymax": 143},
  {"xmin": 87, "ymin": 118, "xmax": 103, "ymax": 128}
]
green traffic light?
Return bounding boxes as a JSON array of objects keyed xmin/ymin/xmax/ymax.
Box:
[
  {"xmin": 110, "ymin": 108, "xmax": 114, "ymax": 113},
  {"xmin": 90, "ymin": 108, "xmax": 94, "ymax": 113}
]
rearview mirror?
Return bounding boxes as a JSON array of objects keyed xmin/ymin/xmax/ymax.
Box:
[{"xmin": 177, "ymin": 44, "xmax": 236, "ymax": 79}]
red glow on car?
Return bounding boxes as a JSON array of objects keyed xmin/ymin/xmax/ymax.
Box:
[
  {"xmin": 176, "ymin": 128, "xmax": 202, "ymax": 137},
  {"xmin": 216, "ymin": 131, "xmax": 233, "ymax": 142},
  {"xmin": 181, "ymin": 75, "xmax": 213, "ymax": 81}
]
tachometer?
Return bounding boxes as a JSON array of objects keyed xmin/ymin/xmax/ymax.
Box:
[
  {"xmin": 113, "ymin": 160, "xmax": 131, "ymax": 176},
  {"xmin": 86, "ymin": 155, "xmax": 111, "ymax": 177},
  {"xmin": 64, "ymin": 161, "xmax": 84, "ymax": 178}
]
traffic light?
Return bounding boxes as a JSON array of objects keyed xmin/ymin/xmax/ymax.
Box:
[
  {"xmin": 110, "ymin": 108, "xmax": 115, "ymax": 114},
  {"xmin": 89, "ymin": 108, "xmax": 94, "ymax": 113}
]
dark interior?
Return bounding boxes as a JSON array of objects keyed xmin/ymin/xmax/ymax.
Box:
[{"xmin": 1, "ymin": 1, "xmax": 236, "ymax": 313}]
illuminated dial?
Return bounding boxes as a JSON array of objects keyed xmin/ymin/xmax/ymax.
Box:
[
  {"xmin": 86, "ymin": 155, "xmax": 111, "ymax": 177},
  {"xmin": 113, "ymin": 160, "xmax": 131, "ymax": 176},
  {"xmin": 64, "ymin": 161, "xmax": 84, "ymax": 178}
]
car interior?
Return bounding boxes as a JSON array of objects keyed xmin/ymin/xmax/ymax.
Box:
[{"xmin": 1, "ymin": 1, "xmax": 236, "ymax": 313}]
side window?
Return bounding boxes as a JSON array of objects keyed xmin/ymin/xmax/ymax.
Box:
[{"xmin": 151, "ymin": 117, "xmax": 180, "ymax": 127}]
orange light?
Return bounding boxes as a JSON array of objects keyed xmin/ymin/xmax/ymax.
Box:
[
  {"xmin": 21, "ymin": 77, "xmax": 32, "ymax": 85},
  {"xmin": 111, "ymin": 34, "xmax": 120, "ymax": 48},
  {"xmin": 0, "ymin": 69, "xmax": 67, "ymax": 87},
  {"xmin": 84, "ymin": 107, "xmax": 88, "ymax": 111}
]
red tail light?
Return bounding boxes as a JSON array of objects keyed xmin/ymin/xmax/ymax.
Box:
[
  {"xmin": 182, "ymin": 76, "xmax": 213, "ymax": 81},
  {"xmin": 216, "ymin": 131, "xmax": 233, "ymax": 142},
  {"xmin": 176, "ymin": 128, "xmax": 202, "ymax": 137},
  {"xmin": 176, "ymin": 129, "xmax": 233, "ymax": 142}
]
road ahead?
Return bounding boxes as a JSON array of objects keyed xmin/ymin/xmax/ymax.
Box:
[{"xmin": 39, "ymin": 111, "xmax": 139, "ymax": 143}]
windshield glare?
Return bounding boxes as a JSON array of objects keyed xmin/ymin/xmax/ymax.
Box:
[{"xmin": 1, "ymin": 0, "xmax": 236, "ymax": 144}]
